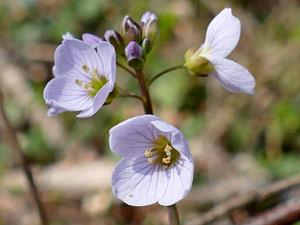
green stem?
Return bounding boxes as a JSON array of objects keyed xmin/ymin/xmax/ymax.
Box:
[
  {"xmin": 117, "ymin": 62, "xmax": 137, "ymax": 78},
  {"xmin": 135, "ymin": 69, "xmax": 153, "ymax": 114},
  {"xmin": 167, "ymin": 204, "xmax": 180, "ymax": 225},
  {"xmin": 135, "ymin": 69, "xmax": 180, "ymax": 224},
  {"xmin": 0, "ymin": 89, "xmax": 48, "ymax": 225},
  {"xmin": 148, "ymin": 64, "xmax": 185, "ymax": 86},
  {"xmin": 116, "ymin": 85, "xmax": 143, "ymax": 101}
]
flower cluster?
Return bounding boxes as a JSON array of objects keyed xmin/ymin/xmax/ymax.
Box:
[{"xmin": 43, "ymin": 8, "xmax": 256, "ymax": 208}]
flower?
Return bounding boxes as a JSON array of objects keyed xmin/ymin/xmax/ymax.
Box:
[
  {"xmin": 43, "ymin": 38, "xmax": 117, "ymax": 118},
  {"xmin": 185, "ymin": 8, "xmax": 255, "ymax": 95},
  {"xmin": 110, "ymin": 115, "xmax": 194, "ymax": 206}
]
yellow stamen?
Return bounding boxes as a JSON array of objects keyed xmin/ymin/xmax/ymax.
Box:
[
  {"xmin": 128, "ymin": 193, "xmax": 133, "ymax": 197},
  {"xmin": 164, "ymin": 144, "xmax": 172, "ymax": 153},
  {"xmin": 82, "ymin": 65, "xmax": 90, "ymax": 73},
  {"xmin": 144, "ymin": 150, "xmax": 152, "ymax": 157},
  {"xmin": 147, "ymin": 158, "xmax": 153, "ymax": 163},
  {"xmin": 162, "ymin": 157, "xmax": 171, "ymax": 164},
  {"xmin": 163, "ymin": 165, "xmax": 169, "ymax": 169},
  {"xmin": 75, "ymin": 78, "xmax": 83, "ymax": 86}
]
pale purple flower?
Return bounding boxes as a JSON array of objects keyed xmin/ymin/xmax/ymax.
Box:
[
  {"xmin": 110, "ymin": 115, "xmax": 194, "ymax": 206},
  {"xmin": 44, "ymin": 39, "xmax": 116, "ymax": 118},
  {"xmin": 185, "ymin": 8, "xmax": 255, "ymax": 95}
]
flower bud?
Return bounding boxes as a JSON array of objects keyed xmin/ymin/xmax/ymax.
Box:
[
  {"xmin": 104, "ymin": 30, "xmax": 125, "ymax": 55},
  {"xmin": 125, "ymin": 41, "xmax": 144, "ymax": 69},
  {"xmin": 184, "ymin": 46, "xmax": 214, "ymax": 77},
  {"xmin": 120, "ymin": 15, "xmax": 141, "ymax": 44},
  {"xmin": 140, "ymin": 11, "xmax": 153, "ymax": 26},
  {"xmin": 142, "ymin": 13, "xmax": 159, "ymax": 43},
  {"xmin": 142, "ymin": 38, "xmax": 152, "ymax": 54}
]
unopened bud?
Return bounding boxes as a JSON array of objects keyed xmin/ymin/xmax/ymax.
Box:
[
  {"xmin": 125, "ymin": 41, "xmax": 144, "ymax": 69},
  {"xmin": 104, "ymin": 30, "xmax": 125, "ymax": 55},
  {"xmin": 142, "ymin": 13, "xmax": 159, "ymax": 43},
  {"xmin": 142, "ymin": 38, "xmax": 152, "ymax": 54},
  {"xmin": 184, "ymin": 46, "xmax": 214, "ymax": 77},
  {"xmin": 120, "ymin": 15, "xmax": 141, "ymax": 44}
]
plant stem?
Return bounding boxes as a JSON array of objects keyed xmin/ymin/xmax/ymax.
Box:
[
  {"xmin": 0, "ymin": 89, "xmax": 48, "ymax": 225},
  {"xmin": 135, "ymin": 68, "xmax": 180, "ymax": 225},
  {"xmin": 148, "ymin": 64, "xmax": 185, "ymax": 86},
  {"xmin": 135, "ymin": 69, "xmax": 153, "ymax": 114},
  {"xmin": 116, "ymin": 85, "xmax": 143, "ymax": 101},
  {"xmin": 167, "ymin": 204, "xmax": 180, "ymax": 225},
  {"xmin": 117, "ymin": 62, "xmax": 137, "ymax": 78}
]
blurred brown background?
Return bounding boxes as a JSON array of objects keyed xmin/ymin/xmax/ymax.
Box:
[{"xmin": 0, "ymin": 0, "xmax": 300, "ymax": 224}]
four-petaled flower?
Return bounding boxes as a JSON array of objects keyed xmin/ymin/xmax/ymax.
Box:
[
  {"xmin": 110, "ymin": 115, "xmax": 194, "ymax": 206},
  {"xmin": 185, "ymin": 8, "xmax": 256, "ymax": 95},
  {"xmin": 43, "ymin": 38, "xmax": 117, "ymax": 118}
]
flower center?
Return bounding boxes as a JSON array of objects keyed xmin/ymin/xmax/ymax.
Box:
[
  {"xmin": 144, "ymin": 135, "xmax": 180, "ymax": 169},
  {"xmin": 74, "ymin": 65, "xmax": 108, "ymax": 97}
]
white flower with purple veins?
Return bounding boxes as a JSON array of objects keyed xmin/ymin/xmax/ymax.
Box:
[
  {"xmin": 110, "ymin": 115, "xmax": 194, "ymax": 206},
  {"xmin": 43, "ymin": 39, "xmax": 117, "ymax": 118},
  {"xmin": 185, "ymin": 8, "xmax": 256, "ymax": 95}
]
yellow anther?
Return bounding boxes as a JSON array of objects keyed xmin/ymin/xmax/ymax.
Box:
[
  {"xmin": 144, "ymin": 150, "xmax": 152, "ymax": 157},
  {"xmin": 147, "ymin": 158, "xmax": 153, "ymax": 163},
  {"xmin": 82, "ymin": 65, "xmax": 90, "ymax": 73},
  {"xmin": 164, "ymin": 144, "xmax": 172, "ymax": 153},
  {"xmin": 163, "ymin": 164, "xmax": 169, "ymax": 169},
  {"xmin": 162, "ymin": 157, "xmax": 171, "ymax": 164},
  {"xmin": 75, "ymin": 78, "xmax": 83, "ymax": 86}
]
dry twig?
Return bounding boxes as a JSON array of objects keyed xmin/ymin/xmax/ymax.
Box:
[{"xmin": 185, "ymin": 174, "xmax": 300, "ymax": 225}]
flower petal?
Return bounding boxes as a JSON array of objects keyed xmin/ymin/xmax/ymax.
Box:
[
  {"xmin": 82, "ymin": 33, "xmax": 102, "ymax": 48},
  {"xmin": 62, "ymin": 32, "xmax": 75, "ymax": 40},
  {"xmin": 151, "ymin": 120, "xmax": 192, "ymax": 160},
  {"xmin": 97, "ymin": 42, "xmax": 116, "ymax": 86},
  {"xmin": 206, "ymin": 55, "xmax": 255, "ymax": 94},
  {"xmin": 158, "ymin": 157, "xmax": 194, "ymax": 206},
  {"xmin": 111, "ymin": 157, "xmax": 167, "ymax": 206},
  {"xmin": 43, "ymin": 77, "xmax": 93, "ymax": 111},
  {"xmin": 109, "ymin": 115, "xmax": 164, "ymax": 158},
  {"xmin": 76, "ymin": 82, "xmax": 111, "ymax": 118},
  {"xmin": 203, "ymin": 8, "xmax": 241, "ymax": 58},
  {"xmin": 47, "ymin": 106, "xmax": 66, "ymax": 116},
  {"xmin": 54, "ymin": 39, "xmax": 102, "ymax": 79}
]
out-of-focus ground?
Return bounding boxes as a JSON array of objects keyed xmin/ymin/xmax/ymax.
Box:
[{"xmin": 0, "ymin": 0, "xmax": 300, "ymax": 224}]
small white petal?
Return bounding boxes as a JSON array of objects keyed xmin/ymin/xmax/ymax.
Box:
[
  {"xmin": 203, "ymin": 8, "xmax": 241, "ymax": 57},
  {"xmin": 76, "ymin": 82, "xmax": 111, "ymax": 118},
  {"xmin": 158, "ymin": 157, "xmax": 194, "ymax": 206},
  {"xmin": 205, "ymin": 55, "xmax": 255, "ymax": 94},
  {"xmin": 97, "ymin": 42, "xmax": 116, "ymax": 86},
  {"xmin": 43, "ymin": 77, "xmax": 93, "ymax": 111},
  {"xmin": 111, "ymin": 157, "xmax": 167, "ymax": 206},
  {"xmin": 109, "ymin": 115, "xmax": 163, "ymax": 158},
  {"xmin": 47, "ymin": 107, "xmax": 66, "ymax": 116},
  {"xmin": 54, "ymin": 39, "xmax": 102, "ymax": 79}
]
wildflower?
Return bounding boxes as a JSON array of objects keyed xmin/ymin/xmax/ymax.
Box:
[
  {"xmin": 185, "ymin": 8, "xmax": 255, "ymax": 95},
  {"xmin": 44, "ymin": 39, "xmax": 117, "ymax": 118},
  {"xmin": 110, "ymin": 115, "xmax": 194, "ymax": 206}
]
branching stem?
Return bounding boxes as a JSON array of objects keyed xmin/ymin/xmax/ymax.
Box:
[
  {"xmin": 117, "ymin": 62, "xmax": 137, "ymax": 78},
  {"xmin": 148, "ymin": 64, "xmax": 185, "ymax": 86}
]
